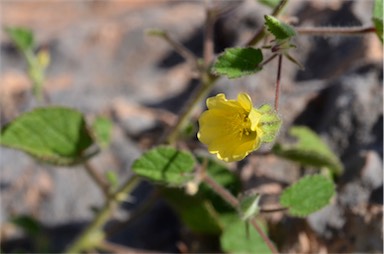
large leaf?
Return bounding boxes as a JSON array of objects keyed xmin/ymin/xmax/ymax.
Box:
[
  {"xmin": 132, "ymin": 146, "xmax": 195, "ymax": 186},
  {"xmin": 162, "ymin": 157, "xmax": 241, "ymax": 234},
  {"xmin": 280, "ymin": 174, "xmax": 335, "ymax": 217},
  {"xmin": 5, "ymin": 27, "xmax": 35, "ymax": 52},
  {"xmin": 1, "ymin": 107, "xmax": 96, "ymax": 165},
  {"xmin": 212, "ymin": 47, "xmax": 263, "ymax": 79},
  {"xmin": 264, "ymin": 15, "xmax": 296, "ymax": 41},
  {"xmin": 372, "ymin": 0, "xmax": 383, "ymax": 42},
  {"xmin": 220, "ymin": 214, "xmax": 271, "ymax": 254},
  {"xmin": 272, "ymin": 126, "xmax": 343, "ymax": 176}
]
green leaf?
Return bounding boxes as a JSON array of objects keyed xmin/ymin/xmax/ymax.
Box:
[
  {"xmin": 372, "ymin": 0, "xmax": 383, "ymax": 42},
  {"xmin": 1, "ymin": 107, "xmax": 96, "ymax": 166},
  {"xmin": 264, "ymin": 15, "xmax": 296, "ymax": 40},
  {"xmin": 11, "ymin": 215, "xmax": 42, "ymax": 236},
  {"xmin": 259, "ymin": 0, "xmax": 280, "ymax": 9},
  {"xmin": 161, "ymin": 157, "xmax": 241, "ymax": 234},
  {"xmin": 92, "ymin": 117, "xmax": 113, "ymax": 148},
  {"xmin": 239, "ymin": 192, "xmax": 261, "ymax": 221},
  {"xmin": 161, "ymin": 187, "xmax": 223, "ymax": 234},
  {"xmin": 280, "ymin": 174, "xmax": 335, "ymax": 217},
  {"xmin": 5, "ymin": 27, "xmax": 35, "ymax": 52},
  {"xmin": 212, "ymin": 47, "xmax": 263, "ymax": 79},
  {"xmin": 220, "ymin": 214, "xmax": 271, "ymax": 254},
  {"xmin": 132, "ymin": 146, "xmax": 195, "ymax": 186},
  {"xmin": 105, "ymin": 171, "xmax": 119, "ymax": 188},
  {"xmin": 257, "ymin": 104, "xmax": 282, "ymax": 143},
  {"xmin": 272, "ymin": 126, "xmax": 343, "ymax": 176}
]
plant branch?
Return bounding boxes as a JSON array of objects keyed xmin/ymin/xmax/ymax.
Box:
[
  {"xmin": 274, "ymin": 54, "xmax": 283, "ymax": 111},
  {"xmin": 202, "ymin": 174, "xmax": 277, "ymax": 254},
  {"xmin": 260, "ymin": 53, "xmax": 278, "ymax": 68},
  {"xmin": 203, "ymin": 0, "xmax": 216, "ymax": 69},
  {"xmin": 83, "ymin": 161, "xmax": 110, "ymax": 198},
  {"xmin": 246, "ymin": 0, "xmax": 289, "ymax": 46},
  {"xmin": 296, "ymin": 25, "xmax": 376, "ymax": 36},
  {"xmin": 162, "ymin": 72, "xmax": 217, "ymax": 145},
  {"xmin": 149, "ymin": 29, "xmax": 199, "ymax": 70},
  {"xmin": 260, "ymin": 207, "xmax": 288, "ymax": 213},
  {"xmin": 250, "ymin": 218, "xmax": 278, "ymax": 253},
  {"xmin": 65, "ymin": 175, "xmax": 140, "ymax": 253}
]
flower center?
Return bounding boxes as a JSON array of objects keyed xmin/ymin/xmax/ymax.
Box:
[{"xmin": 228, "ymin": 112, "xmax": 252, "ymax": 139}]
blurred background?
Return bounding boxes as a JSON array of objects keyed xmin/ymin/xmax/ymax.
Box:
[{"xmin": 1, "ymin": 0, "xmax": 382, "ymax": 253}]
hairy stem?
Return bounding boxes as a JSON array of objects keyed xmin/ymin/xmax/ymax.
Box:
[
  {"xmin": 204, "ymin": 0, "xmax": 215, "ymax": 68},
  {"xmin": 274, "ymin": 54, "xmax": 283, "ymax": 111},
  {"xmin": 65, "ymin": 175, "xmax": 140, "ymax": 253},
  {"xmin": 296, "ymin": 25, "xmax": 376, "ymax": 36},
  {"xmin": 159, "ymin": 31, "xmax": 199, "ymax": 70},
  {"xmin": 83, "ymin": 161, "xmax": 110, "ymax": 198}
]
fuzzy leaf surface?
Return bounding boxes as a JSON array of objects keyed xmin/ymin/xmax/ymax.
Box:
[
  {"xmin": 220, "ymin": 214, "xmax": 271, "ymax": 254},
  {"xmin": 132, "ymin": 146, "xmax": 195, "ymax": 186},
  {"xmin": 264, "ymin": 15, "xmax": 296, "ymax": 40},
  {"xmin": 280, "ymin": 174, "xmax": 335, "ymax": 217},
  {"xmin": 1, "ymin": 107, "xmax": 95, "ymax": 165},
  {"xmin": 212, "ymin": 47, "xmax": 263, "ymax": 79}
]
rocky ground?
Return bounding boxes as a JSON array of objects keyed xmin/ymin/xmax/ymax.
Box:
[{"xmin": 0, "ymin": 0, "xmax": 382, "ymax": 253}]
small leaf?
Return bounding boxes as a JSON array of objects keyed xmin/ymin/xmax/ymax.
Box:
[
  {"xmin": 372, "ymin": 0, "xmax": 383, "ymax": 42},
  {"xmin": 259, "ymin": 0, "xmax": 281, "ymax": 9},
  {"xmin": 220, "ymin": 214, "xmax": 272, "ymax": 254},
  {"xmin": 1, "ymin": 107, "xmax": 96, "ymax": 166},
  {"xmin": 212, "ymin": 47, "xmax": 263, "ymax": 79},
  {"xmin": 11, "ymin": 215, "xmax": 42, "ymax": 236},
  {"xmin": 280, "ymin": 174, "xmax": 335, "ymax": 217},
  {"xmin": 239, "ymin": 192, "xmax": 261, "ymax": 221},
  {"xmin": 105, "ymin": 171, "xmax": 119, "ymax": 188},
  {"xmin": 92, "ymin": 117, "xmax": 113, "ymax": 148},
  {"xmin": 272, "ymin": 126, "xmax": 343, "ymax": 176},
  {"xmin": 264, "ymin": 15, "xmax": 296, "ymax": 40},
  {"xmin": 5, "ymin": 27, "xmax": 35, "ymax": 52},
  {"xmin": 132, "ymin": 146, "xmax": 195, "ymax": 186}
]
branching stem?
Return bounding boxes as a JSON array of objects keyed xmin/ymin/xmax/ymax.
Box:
[
  {"xmin": 202, "ymin": 174, "xmax": 278, "ymax": 254},
  {"xmin": 83, "ymin": 161, "xmax": 110, "ymax": 198}
]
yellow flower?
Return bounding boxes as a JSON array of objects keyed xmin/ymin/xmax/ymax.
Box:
[{"xmin": 197, "ymin": 93, "xmax": 281, "ymax": 162}]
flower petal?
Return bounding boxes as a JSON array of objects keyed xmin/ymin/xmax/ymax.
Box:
[{"xmin": 237, "ymin": 92, "xmax": 252, "ymax": 112}]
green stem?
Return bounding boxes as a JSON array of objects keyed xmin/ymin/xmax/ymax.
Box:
[
  {"xmin": 163, "ymin": 73, "xmax": 217, "ymax": 145},
  {"xmin": 65, "ymin": 175, "xmax": 140, "ymax": 253},
  {"xmin": 274, "ymin": 54, "xmax": 283, "ymax": 111},
  {"xmin": 83, "ymin": 161, "xmax": 110, "ymax": 198}
]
